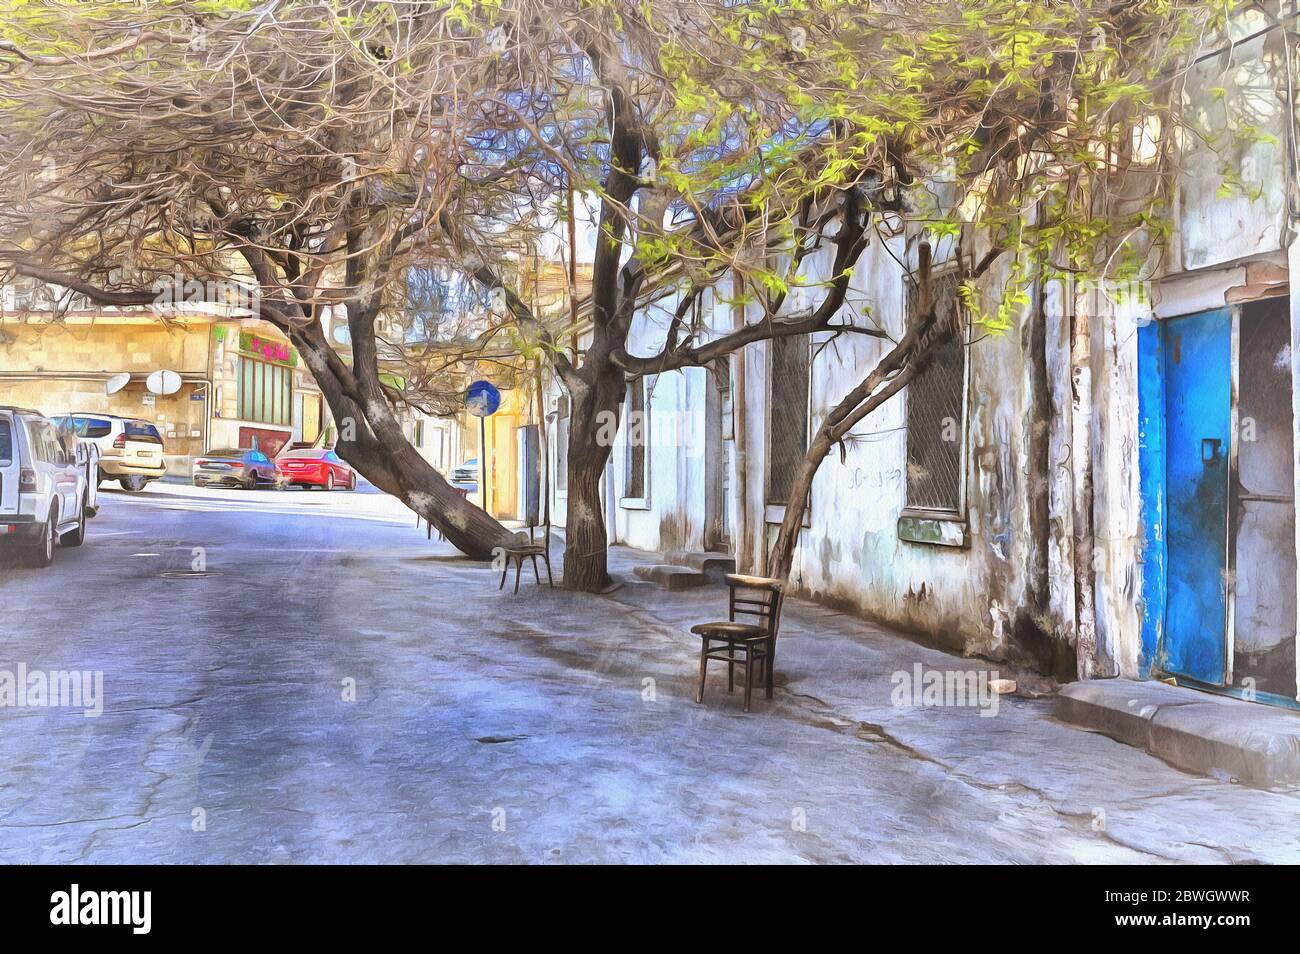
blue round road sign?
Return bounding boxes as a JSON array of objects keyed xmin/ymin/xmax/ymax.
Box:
[{"xmin": 465, "ymin": 379, "xmax": 501, "ymax": 418}]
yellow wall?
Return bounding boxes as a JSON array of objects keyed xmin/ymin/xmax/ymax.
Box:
[{"xmin": 0, "ymin": 317, "xmax": 213, "ymax": 468}]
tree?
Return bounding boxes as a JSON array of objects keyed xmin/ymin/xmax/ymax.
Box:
[{"xmin": 0, "ymin": 0, "xmax": 1235, "ymax": 590}]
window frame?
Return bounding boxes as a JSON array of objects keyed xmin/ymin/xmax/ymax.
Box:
[
  {"xmin": 763, "ymin": 334, "xmax": 812, "ymax": 526},
  {"xmin": 553, "ymin": 393, "xmax": 569, "ymax": 497},
  {"xmin": 619, "ymin": 376, "xmax": 651, "ymax": 510},
  {"xmin": 898, "ymin": 261, "xmax": 971, "ymax": 546},
  {"xmin": 237, "ymin": 355, "xmax": 294, "ymax": 427}
]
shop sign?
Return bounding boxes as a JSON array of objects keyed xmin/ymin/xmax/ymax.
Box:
[{"xmin": 239, "ymin": 331, "xmax": 298, "ymax": 367}]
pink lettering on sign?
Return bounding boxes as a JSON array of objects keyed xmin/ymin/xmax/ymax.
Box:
[{"xmin": 249, "ymin": 335, "xmax": 290, "ymax": 363}]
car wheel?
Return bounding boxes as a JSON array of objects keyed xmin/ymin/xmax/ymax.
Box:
[
  {"xmin": 60, "ymin": 496, "xmax": 86, "ymax": 547},
  {"xmin": 324, "ymin": 472, "xmax": 335, "ymax": 491},
  {"xmin": 22, "ymin": 511, "xmax": 56, "ymax": 568},
  {"xmin": 348, "ymin": 472, "xmax": 356, "ymax": 491},
  {"xmin": 120, "ymin": 475, "xmax": 146, "ymax": 492},
  {"xmin": 245, "ymin": 472, "xmax": 257, "ymax": 490}
]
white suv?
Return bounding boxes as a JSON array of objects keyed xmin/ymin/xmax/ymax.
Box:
[
  {"xmin": 52, "ymin": 413, "xmax": 166, "ymax": 491},
  {"xmin": 0, "ymin": 407, "xmax": 88, "ymax": 567}
]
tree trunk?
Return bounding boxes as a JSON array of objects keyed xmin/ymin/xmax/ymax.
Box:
[
  {"xmin": 769, "ymin": 243, "xmax": 942, "ymax": 580},
  {"xmin": 562, "ymin": 348, "xmax": 625, "ymax": 592},
  {"xmin": 289, "ymin": 324, "xmax": 516, "ymax": 561}
]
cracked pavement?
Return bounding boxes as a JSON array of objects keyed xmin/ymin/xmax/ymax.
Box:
[{"xmin": 1, "ymin": 480, "xmax": 1296, "ymax": 863}]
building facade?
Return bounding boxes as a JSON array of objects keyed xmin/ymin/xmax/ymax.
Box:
[
  {"xmin": 544, "ymin": 22, "xmax": 1300, "ymax": 707},
  {"xmin": 0, "ymin": 300, "xmax": 331, "ymax": 473}
]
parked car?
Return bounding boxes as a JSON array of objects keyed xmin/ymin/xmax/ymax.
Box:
[
  {"xmin": 0, "ymin": 406, "xmax": 88, "ymax": 566},
  {"xmin": 450, "ymin": 458, "xmax": 478, "ymax": 491},
  {"xmin": 192, "ymin": 448, "xmax": 277, "ymax": 489},
  {"xmin": 52, "ymin": 413, "xmax": 166, "ymax": 492},
  {"xmin": 275, "ymin": 448, "xmax": 357, "ymax": 490}
]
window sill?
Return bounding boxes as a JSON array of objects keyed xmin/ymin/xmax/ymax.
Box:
[
  {"xmin": 897, "ymin": 511, "xmax": 967, "ymax": 548},
  {"xmin": 764, "ymin": 503, "xmax": 811, "ymax": 528},
  {"xmin": 620, "ymin": 497, "xmax": 650, "ymax": 511}
]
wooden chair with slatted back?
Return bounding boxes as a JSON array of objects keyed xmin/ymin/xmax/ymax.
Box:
[{"xmin": 690, "ymin": 574, "xmax": 786, "ymax": 712}]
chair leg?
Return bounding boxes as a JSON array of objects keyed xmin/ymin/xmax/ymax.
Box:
[
  {"xmin": 544, "ymin": 556, "xmax": 554, "ymax": 587},
  {"xmin": 743, "ymin": 647, "xmax": 754, "ymax": 712},
  {"xmin": 766, "ymin": 638, "xmax": 775, "ymax": 699},
  {"xmin": 727, "ymin": 644, "xmax": 735, "ymax": 693},
  {"xmin": 696, "ymin": 639, "xmax": 709, "ymax": 704},
  {"xmin": 531, "ymin": 554, "xmax": 540, "ymax": 583},
  {"xmin": 513, "ymin": 558, "xmax": 522, "ymax": 594},
  {"xmin": 499, "ymin": 559, "xmax": 508, "ymax": 590}
]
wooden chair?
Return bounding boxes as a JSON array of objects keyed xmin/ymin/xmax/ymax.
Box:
[
  {"xmin": 499, "ymin": 524, "xmax": 554, "ymax": 593},
  {"xmin": 691, "ymin": 574, "xmax": 785, "ymax": 712}
]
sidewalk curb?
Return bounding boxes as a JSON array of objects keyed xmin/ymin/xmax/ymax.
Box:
[{"xmin": 1057, "ymin": 679, "xmax": 1300, "ymax": 788}]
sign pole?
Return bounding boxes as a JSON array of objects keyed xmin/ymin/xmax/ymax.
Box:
[{"xmin": 479, "ymin": 415, "xmax": 487, "ymax": 512}]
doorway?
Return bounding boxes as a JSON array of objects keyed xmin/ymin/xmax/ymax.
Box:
[{"xmin": 1150, "ymin": 299, "xmax": 1297, "ymax": 703}]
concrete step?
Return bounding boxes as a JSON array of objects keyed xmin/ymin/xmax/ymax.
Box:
[
  {"xmin": 632, "ymin": 564, "xmax": 711, "ymax": 590},
  {"xmin": 664, "ymin": 550, "xmax": 735, "ymax": 580},
  {"xmin": 1057, "ymin": 678, "xmax": 1300, "ymax": 788}
]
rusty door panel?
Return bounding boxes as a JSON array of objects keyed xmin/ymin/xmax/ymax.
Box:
[{"xmin": 1233, "ymin": 297, "xmax": 1297, "ymax": 698}]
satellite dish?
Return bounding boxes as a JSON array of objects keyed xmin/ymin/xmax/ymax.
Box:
[
  {"xmin": 146, "ymin": 369, "xmax": 182, "ymax": 396},
  {"xmin": 105, "ymin": 373, "xmax": 131, "ymax": 395}
]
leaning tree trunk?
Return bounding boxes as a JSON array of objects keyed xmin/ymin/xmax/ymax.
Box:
[
  {"xmin": 561, "ymin": 346, "xmax": 626, "ymax": 592},
  {"xmin": 289, "ymin": 323, "xmax": 517, "ymax": 561},
  {"xmin": 769, "ymin": 244, "xmax": 944, "ymax": 580}
]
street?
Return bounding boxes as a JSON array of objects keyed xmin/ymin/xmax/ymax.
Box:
[{"xmin": 1, "ymin": 484, "xmax": 1297, "ymax": 864}]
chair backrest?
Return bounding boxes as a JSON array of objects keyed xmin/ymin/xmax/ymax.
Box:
[{"xmin": 725, "ymin": 574, "xmax": 785, "ymax": 639}]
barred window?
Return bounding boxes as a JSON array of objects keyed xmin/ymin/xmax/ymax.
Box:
[
  {"xmin": 904, "ymin": 270, "xmax": 966, "ymax": 513},
  {"xmin": 624, "ymin": 378, "xmax": 648, "ymax": 501},
  {"xmin": 554, "ymin": 394, "xmax": 569, "ymax": 493},
  {"xmin": 237, "ymin": 356, "xmax": 293, "ymax": 427},
  {"xmin": 766, "ymin": 334, "xmax": 810, "ymax": 506}
]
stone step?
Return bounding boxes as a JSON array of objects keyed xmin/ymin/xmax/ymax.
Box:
[
  {"xmin": 632, "ymin": 564, "xmax": 711, "ymax": 590},
  {"xmin": 1057, "ymin": 678, "xmax": 1300, "ymax": 788},
  {"xmin": 664, "ymin": 550, "xmax": 736, "ymax": 579}
]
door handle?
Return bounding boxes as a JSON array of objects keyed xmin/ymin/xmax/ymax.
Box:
[{"xmin": 1201, "ymin": 438, "xmax": 1222, "ymax": 463}]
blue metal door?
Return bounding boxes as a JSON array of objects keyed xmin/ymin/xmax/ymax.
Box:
[{"xmin": 1160, "ymin": 309, "xmax": 1232, "ymax": 685}]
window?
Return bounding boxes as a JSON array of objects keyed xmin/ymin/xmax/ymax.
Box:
[
  {"xmin": 623, "ymin": 378, "xmax": 649, "ymax": 504},
  {"xmin": 554, "ymin": 394, "xmax": 569, "ymax": 494},
  {"xmin": 237, "ymin": 356, "xmax": 293, "ymax": 426},
  {"xmin": 413, "ymin": 419, "xmax": 425, "ymax": 448},
  {"xmin": 766, "ymin": 335, "xmax": 810, "ymax": 506},
  {"xmin": 67, "ymin": 416, "xmax": 112, "ymax": 439},
  {"xmin": 124, "ymin": 421, "xmax": 163, "ymax": 443},
  {"xmin": 904, "ymin": 270, "xmax": 966, "ymax": 514},
  {"xmin": 0, "ymin": 419, "xmax": 11, "ymax": 464}
]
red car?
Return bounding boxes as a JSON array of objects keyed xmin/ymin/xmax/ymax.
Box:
[{"xmin": 275, "ymin": 448, "xmax": 357, "ymax": 490}]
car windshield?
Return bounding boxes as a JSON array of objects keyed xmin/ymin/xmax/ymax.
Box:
[
  {"xmin": 124, "ymin": 421, "xmax": 163, "ymax": 443},
  {"xmin": 0, "ymin": 418, "xmax": 11, "ymax": 464},
  {"xmin": 206, "ymin": 448, "xmax": 247, "ymax": 458}
]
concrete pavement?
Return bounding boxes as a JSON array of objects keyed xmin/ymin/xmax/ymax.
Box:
[{"xmin": 0, "ymin": 483, "xmax": 1296, "ymax": 863}]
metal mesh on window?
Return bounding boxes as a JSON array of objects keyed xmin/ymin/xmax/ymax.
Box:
[
  {"xmin": 625, "ymin": 381, "xmax": 647, "ymax": 499},
  {"xmin": 555, "ymin": 394, "xmax": 569, "ymax": 492},
  {"xmin": 766, "ymin": 334, "xmax": 810, "ymax": 504},
  {"xmin": 905, "ymin": 271, "xmax": 965, "ymax": 512}
]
